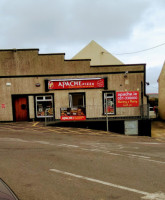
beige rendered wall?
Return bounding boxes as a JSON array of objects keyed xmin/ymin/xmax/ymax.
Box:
[
  {"xmin": 0, "ymin": 80, "xmax": 13, "ymax": 121},
  {"xmin": 158, "ymin": 62, "xmax": 165, "ymax": 119},
  {"xmin": 0, "ymin": 50, "xmax": 66, "ymax": 76},
  {"xmin": 28, "ymin": 96, "xmax": 35, "ymax": 119},
  {"xmin": 0, "ymin": 49, "xmax": 144, "ymax": 76}
]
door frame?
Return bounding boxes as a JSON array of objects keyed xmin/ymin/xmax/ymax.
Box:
[{"xmin": 12, "ymin": 95, "xmax": 29, "ymax": 121}]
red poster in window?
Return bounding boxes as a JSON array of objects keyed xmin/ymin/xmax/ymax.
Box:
[
  {"xmin": 116, "ymin": 91, "xmax": 139, "ymax": 107},
  {"xmin": 60, "ymin": 107, "xmax": 86, "ymax": 121},
  {"xmin": 1, "ymin": 104, "xmax": 5, "ymax": 108},
  {"xmin": 48, "ymin": 78, "xmax": 105, "ymax": 90}
]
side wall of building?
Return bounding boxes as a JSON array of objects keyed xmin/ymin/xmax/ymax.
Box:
[{"xmin": 158, "ymin": 63, "xmax": 165, "ymax": 119}]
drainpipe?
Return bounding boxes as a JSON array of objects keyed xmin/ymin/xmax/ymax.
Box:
[
  {"xmin": 106, "ymin": 94, "xmax": 109, "ymax": 132},
  {"xmin": 141, "ymin": 81, "xmax": 144, "ymax": 118}
]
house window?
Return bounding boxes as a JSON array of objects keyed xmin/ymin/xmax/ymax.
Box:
[
  {"xmin": 103, "ymin": 92, "xmax": 115, "ymax": 115},
  {"xmin": 36, "ymin": 95, "xmax": 53, "ymax": 118}
]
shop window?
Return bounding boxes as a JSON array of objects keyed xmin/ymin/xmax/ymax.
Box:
[
  {"xmin": 37, "ymin": 96, "xmax": 43, "ymax": 100},
  {"xmin": 69, "ymin": 93, "xmax": 85, "ymax": 108},
  {"xmin": 45, "ymin": 96, "xmax": 52, "ymax": 100},
  {"xmin": 68, "ymin": 93, "xmax": 86, "ymax": 117},
  {"xmin": 103, "ymin": 91, "xmax": 116, "ymax": 115},
  {"xmin": 36, "ymin": 95, "xmax": 53, "ymax": 118}
]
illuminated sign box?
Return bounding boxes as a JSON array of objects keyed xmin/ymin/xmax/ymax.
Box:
[
  {"xmin": 45, "ymin": 78, "xmax": 107, "ymax": 91},
  {"xmin": 116, "ymin": 91, "xmax": 139, "ymax": 107}
]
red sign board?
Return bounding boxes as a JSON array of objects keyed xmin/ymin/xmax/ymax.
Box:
[
  {"xmin": 116, "ymin": 91, "xmax": 139, "ymax": 107},
  {"xmin": 48, "ymin": 78, "xmax": 105, "ymax": 90},
  {"xmin": 61, "ymin": 116, "xmax": 86, "ymax": 121}
]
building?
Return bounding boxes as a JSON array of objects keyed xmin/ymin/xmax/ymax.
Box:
[
  {"xmin": 0, "ymin": 47, "xmax": 149, "ymax": 135},
  {"xmin": 72, "ymin": 40, "xmax": 123, "ymax": 65},
  {"xmin": 147, "ymin": 93, "xmax": 158, "ymax": 107},
  {"xmin": 158, "ymin": 61, "xmax": 165, "ymax": 119}
]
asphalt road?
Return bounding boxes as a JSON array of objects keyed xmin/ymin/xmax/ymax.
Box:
[{"xmin": 0, "ymin": 122, "xmax": 165, "ymax": 200}]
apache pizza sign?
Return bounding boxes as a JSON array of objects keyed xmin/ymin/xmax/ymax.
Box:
[
  {"xmin": 45, "ymin": 78, "xmax": 107, "ymax": 90},
  {"xmin": 116, "ymin": 91, "xmax": 139, "ymax": 107}
]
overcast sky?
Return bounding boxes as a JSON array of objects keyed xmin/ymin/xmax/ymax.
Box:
[{"xmin": 1, "ymin": 0, "xmax": 165, "ymax": 93}]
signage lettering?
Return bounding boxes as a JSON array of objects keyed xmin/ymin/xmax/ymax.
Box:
[
  {"xmin": 116, "ymin": 91, "xmax": 139, "ymax": 107},
  {"xmin": 61, "ymin": 116, "xmax": 86, "ymax": 121},
  {"xmin": 48, "ymin": 78, "xmax": 105, "ymax": 90}
]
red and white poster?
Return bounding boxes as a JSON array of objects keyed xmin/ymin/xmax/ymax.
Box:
[
  {"xmin": 61, "ymin": 116, "xmax": 86, "ymax": 121},
  {"xmin": 48, "ymin": 78, "xmax": 105, "ymax": 90},
  {"xmin": 60, "ymin": 107, "xmax": 86, "ymax": 121},
  {"xmin": 1, "ymin": 104, "xmax": 5, "ymax": 108},
  {"xmin": 116, "ymin": 91, "xmax": 139, "ymax": 107}
]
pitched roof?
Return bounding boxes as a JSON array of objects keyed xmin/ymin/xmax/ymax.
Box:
[{"xmin": 72, "ymin": 40, "xmax": 123, "ymax": 65}]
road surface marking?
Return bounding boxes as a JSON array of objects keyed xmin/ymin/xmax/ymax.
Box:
[
  {"xmin": 134, "ymin": 142, "xmax": 161, "ymax": 145},
  {"xmin": 35, "ymin": 141, "xmax": 50, "ymax": 145},
  {"xmin": 144, "ymin": 159, "xmax": 165, "ymax": 164},
  {"xmin": 128, "ymin": 154, "xmax": 150, "ymax": 159},
  {"xmin": 58, "ymin": 144, "xmax": 79, "ymax": 148},
  {"xmin": 1, "ymin": 137, "xmax": 165, "ymax": 164},
  {"xmin": 32, "ymin": 122, "xmax": 39, "ymax": 127},
  {"xmin": 50, "ymin": 168, "xmax": 165, "ymax": 200},
  {"xmin": 0, "ymin": 138, "xmax": 28, "ymax": 142}
]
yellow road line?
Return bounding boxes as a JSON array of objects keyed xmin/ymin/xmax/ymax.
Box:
[{"xmin": 32, "ymin": 122, "xmax": 39, "ymax": 127}]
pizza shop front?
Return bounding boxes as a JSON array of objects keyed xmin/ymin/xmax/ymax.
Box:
[
  {"xmin": 45, "ymin": 77, "xmax": 108, "ymax": 121},
  {"xmin": 44, "ymin": 77, "xmax": 142, "ymax": 124}
]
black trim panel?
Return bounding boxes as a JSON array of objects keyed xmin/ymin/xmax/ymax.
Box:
[
  {"xmin": 45, "ymin": 80, "xmax": 49, "ymax": 92},
  {"xmin": 39, "ymin": 53, "xmax": 65, "ymax": 56},
  {"xmin": 65, "ymin": 59, "xmax": 91, "ymax": 61},
  {"xmin": 0, "ymin": 48, "xmax": 39, "ymax": 52},
  {"xmin": 91, "ymin": 64, "xmax": 146, "ymax": 67},
  {"xmin": 104, "ymin": 77, "xmax": 108, "ymax": 90}
]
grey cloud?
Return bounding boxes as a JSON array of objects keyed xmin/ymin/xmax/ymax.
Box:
[
  {"xmin": 0, "ymin": 0, "xmax": 164, "ymax": 94},
  {"xmin": 0, "ymin": 0, "xmax": 154, "ymax": 49},
  {"xmin": 146, "ymin": 66, "xmax": 162, "ymax": 93}
]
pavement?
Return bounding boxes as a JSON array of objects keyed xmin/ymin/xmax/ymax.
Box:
[
  {"xmin": 0, "ymin": 121, "xmax": 112, "ymax": 136},
  {"xmin": 2, "ymin": 120, "xmax": 165, "ymax": 139}
]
